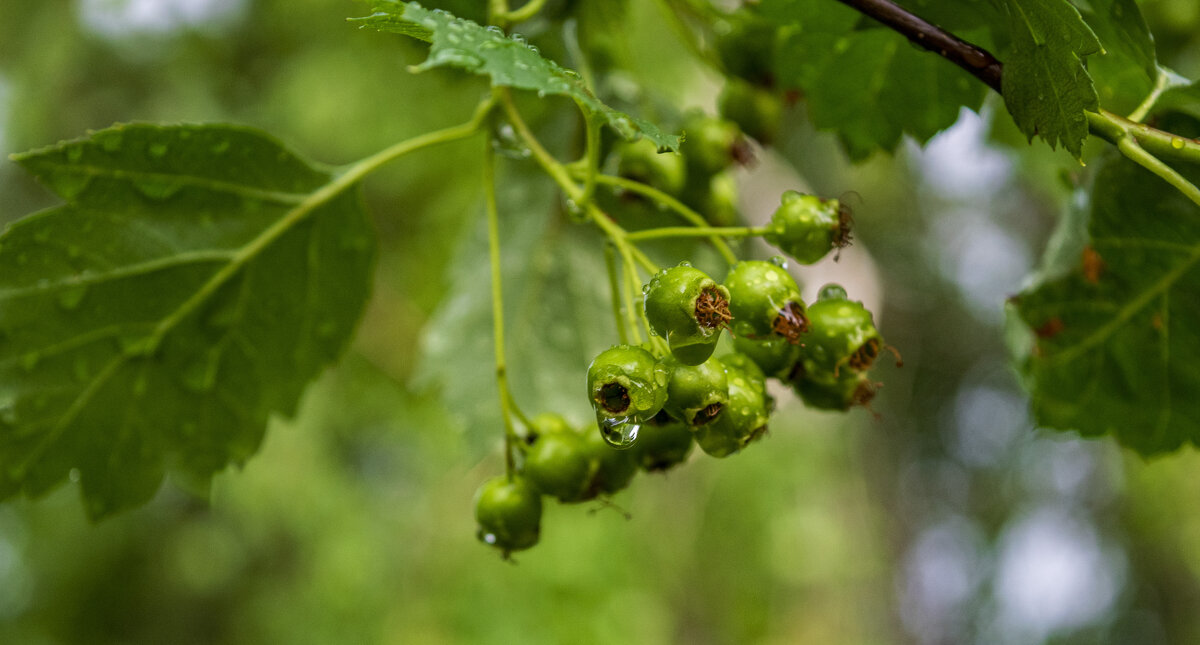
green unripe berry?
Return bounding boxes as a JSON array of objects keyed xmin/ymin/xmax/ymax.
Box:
[
  {"xmin": 474, "ymin": 475, "xmax": 542, "ymax": 555},
  {"xmin": 663, "ymin": 355, "xmax": 730, "ymax": 426},
  {"xmin": 764, "ymin": 191, "xmax": 852, "ymax": 265},
  {"xmin": 615, "ymin": 138, "xmax": 686, "ymax": 197},
  {"xmin": 682, "ymin": 116, "xmax": 749, "ymax": 176},
  {"xmin": 581, "ymin": 425, "xmax": 638, "ymax": 496},
  {"xmin": 700, "ymin": 170, "xmax": 740, "ymax": 227},
  {"xmin": 693, "ymin": 360, "xmax": 770, "ymax": 457},
  {"xmin": 587, "ymin": 344, "xmax": 669, "ymax": 423},
  {"xmin": 630, "ymin": 410, "xmax": 693, "ymax": 472},
  {"xmin": 522, "ymin": 424, "xmax": 596, "ymax": 502},
  {"xmin": 732, "ymin": 335, "xmax": 800, "ymax": 379},
  {"xmin": 718, "ymin": 79, "xmax": 783, "ymax": 145},
  {"xmin": 644, "ymin": 264, "xmax": 732, "ymax": 365},
  {"xmin": 798, "ymin": 290, "xmax": 884, "ymax": 379},
  {"xmin": 724, "ymin": 259, "xmax": 809, "ymax": 343},
  {"xmin": 791, "ymin": 371, "xmax": 877, "ymax": 411}
]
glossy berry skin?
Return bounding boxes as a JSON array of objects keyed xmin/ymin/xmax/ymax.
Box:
[
  {"xmin": 644, "ymin": 264, "xmax": 732, "ymax": 365},
  {"xmin": 732, "ymin": 334, "xmax": 800, "ymax": 379},
  {"xmin": 693, "ymin": 360, "xmax": 770, "ymax": 457},
  {"xmin": 630, "ymin": 410, "xmax": 693, "ymax": 472},
  {"xmin": 724, "ymin": 260, "xmax": 809, "ymax": 343},
  {"xmin": 580, "ymin": 424, "xmax": 638, "ymax": 496},
  {"xmin": 587, "ymin": 345, "xmax": 669, "ymax": 423},
  {"xmin": 683, "ymin": 116, "xmax": 745, "ymax": 176},
  {"xmin": 616, "ymin": 138, "xmax": 686, "ymax": 197},
  {"xmin": 700, "ymin": 170, "xmax": 740, "ymax": 227},
  {"xmin": 792, "ymin": 371, "xmax": 876, "ymax": 411},
  {"xmin": 718, "ymin": 79, "xmax": 782, "ymax": 145},
  {"xmin": 474, "ymin": 475, "xmax": 542, "ymax": 555},
  {"xmin": 663, "ymin": 355, "xmax": 729, "ymax": 426},
  {"xmin": 797, "ymin": 292, "xmax": 883, "ymax": 380},
  {"xmin": 764, "ymin": 191, "xmax": 851, "ymax": 265},
  {"xmin": 521, "ymin": 422, "xmax": 595, "ymax": 502}
]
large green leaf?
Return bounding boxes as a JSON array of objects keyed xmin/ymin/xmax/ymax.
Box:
[
  {"xmin": 1012, "ymin": 152, "xmax": 1200, "ymax": 454},
  {"xmin": 998, "ymin": 0, "xmax": 1102, "ymax": 158},
  {"xmin": 0, "ymin": 124, "xmax": 375, "ymax": 518},
  {"xmin": 352, "ymin": 1, "xmax": 681, "ymax": 152}
]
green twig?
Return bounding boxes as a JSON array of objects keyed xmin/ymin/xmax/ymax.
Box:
[
  {"xmin": 484, "ymin": 139, "xmax": 528, "ymax": 476},
  {"xmin": 625, "ymin": 225, "xmax": 768, "ymax": 243},
  {"xmin": 502, "ymin": 0, "xmax": 549, "ymax": 24},
  {"xmin": 604, "ymin": 243, "xmax": 630, "ymax": 344},
  {"xmin": 1114, "ymin": 136, "xmax": 1200, "ymax": 209},
  {"xmin": 574, "ymin": 171, "xmax": 740, "ymax": 265},
  {"xmin": 1127, "ymin": 70, "xmax": 1171, "ymax": 123}
]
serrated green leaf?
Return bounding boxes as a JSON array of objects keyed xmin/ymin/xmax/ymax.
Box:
[
  {"xmin": 1074, "ymin": 0, "xmax": 1157, "ymax": 114},
  {"xmin": 352, "ymin": 1, "xmax": 681, "ymax": 152},
  {"xmin": 0, "ymin": 124, "xmax": 375, "ymax": 518},
  {"xmin": 1012, "ymin": 152, "xmax": 1200, "ymax": 455},
  {"xmin": 805, "ymin": 29, "xmax": 986, "ymax": 160},
  {"xmin": 999, "ymin": 0, "xmax": 1102, "ymax": 158}
]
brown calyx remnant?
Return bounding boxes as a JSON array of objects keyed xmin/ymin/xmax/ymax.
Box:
[
  {"xmin": 852, "ymin": 380, "xmax": 879, "ymax": 412},
  {"xmin": 834, "ymin": 202, "xmax": 855, "ymax": 251},
  {"xmin": 596, "ymin": 382, "xmax": 630, "ymax": 415},
  {"xmin": 772, "ymin": 302, "xmax": 810, "ymax": 344},
  {"xmin": 1082, "ymin": 245, "xmax": 1105, "ymax": 284},
  {"xmin": 731, "ymin": 137, "xmax": 756, "ymax": 167},
  {"xmin": 695, "ymin": 287, "xmax": 733, "ymax": 330},
  {"xmin": 848, "ymin": 338, "xmax": 881, "ymax": 371},
  {"xmin": 691, "ymin": 403, "xmax": 723, "ymax": 426}
]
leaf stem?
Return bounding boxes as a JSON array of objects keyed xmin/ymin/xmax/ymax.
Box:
[
  {"xmin": 1127, "ymin": 69, "xmax": 1171, "ymax": 123},
  {"xmin": 625, "ymin": 225, "xmax": 768, "ymax": 243},
  {"xmin": 1114, "ymin": 136, "xmax": 1200, "ymax": 210},
  {"xmin": 502, "ymin": 0, "xmax": 550, "ymax": 25},
  {"xmin": 578, "ymin": 109, "xmax": 602, "ymax": 211}
]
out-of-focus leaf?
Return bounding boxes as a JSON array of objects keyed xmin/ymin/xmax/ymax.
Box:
[
  {"xmin": 1012, "ymin": 151, "xmax": 1200, "ymax": 454},
  {"xmin": 1, "ymin": 124, "xmax": 375, "ymax": 518},
  {"xmin": 1075, "ymin": 0, "xmax": 1157, "ymax": 114},
  {"xmin": 352, "ymin": 1, "xmax": 681, "ymax": 152},
  {"xmin": 998, "ymin": 0, "xmax": 1101, "ymax": 158}
]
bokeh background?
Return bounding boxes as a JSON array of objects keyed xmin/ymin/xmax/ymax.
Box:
[{"xmin": 3, "ymin": 1, "xmax": 1200, "ymax": 643}]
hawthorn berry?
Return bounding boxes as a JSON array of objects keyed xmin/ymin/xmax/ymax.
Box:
[
  {"xmin": 796, "ymin": 286, "xmax": 883, "ymax": 379},
  {"xmin": 724, "ymin": 259, "xmax": 809, "ymax": 343},
  {"xmin": 587, "ymin": 344, "xmax": 669, "ymax": 424},
  {"xmin": 615, "ymin": 138, "xmax": 686, "ymax": 197},
  {"xmin": 693, "ymin": 358, "xmax": 770, "ymax": 457},
  {"xmin": 764, "ymin": 191, "xmax": 852, "ymax": 265},
  {"xmin": 732, "ymin": 334, "xmax": 800, "ymax": 379},
  {"xmin": 662, "ymin": 355, "xmax": 730, "ymax": 426},
  {"xmin": 682, "ymin": 115, "xmax": 749, "ymax": 176},
  {"xmin": 718, "ymin": 79, "xmax": 782, "ymax": 145},
  {"xmin": 521, "ymin": 419, "xmax": 595, "ymax": 502},
  {"xmin": 791, "ymin": 371, "xmax": 877, "ymax": 412},
  {"xmin": 580, "ymin": 422, "xmax": 639, "ymax": 496},
  {"xmin": 630, "ymin": 409, "xmax": 694, "ymax": 472},
  {"xmin": 474, "ymin": 475, "xmax": 543, "ymax": 555},
  {"xmin": 643, "ymin": 264, "xmax": 732, "ymax": 365}
]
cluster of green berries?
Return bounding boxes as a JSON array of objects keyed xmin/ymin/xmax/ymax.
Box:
[{"xmin": 473, "ymin": 190, "xmax": 890, "ymax": 556}]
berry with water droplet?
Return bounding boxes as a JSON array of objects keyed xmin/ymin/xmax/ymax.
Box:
[
  {"xmin": 732, "ymin": 334, "xmax": 800, "ymax": 379},
  {"xmin": 644, "ymin": 265, "xmax": 732, "ymax": 365},
  {"xmin": 474, "ymin": 475, "xmax": 542, "ymax": 556},
  {"xmin": 587, "ymin": 345, "xmax": 668, "ymax": 423},
  {"xmin": 694, "ymin": 358, "xmax": 770, "ymax": 457},
  {"xmin": 796, "ymin": 291, "xmax": 885, "ymax": 380},
  {"xmin": 764, "ymin": 191, "xmax": 852, "ymax": 265}
]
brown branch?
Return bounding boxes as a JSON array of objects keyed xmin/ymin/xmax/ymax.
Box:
[{"xmin": 834, "ymin": 0, "xmax": 1003, "ymax": 93}]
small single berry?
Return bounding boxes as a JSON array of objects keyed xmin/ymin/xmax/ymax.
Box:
[
  {"xmin": 474, "ymin": 475, "xmax": 543, "ymax": 556},
  {"xmin": 724, "ymin": 259, "xmax": 809, "ymax": 343},
  {"xmin": 763, "ymin": 191, "xmax": 852, "ymax": 265},
  {"xmin": 662, "ymin": 355, "xmax": 730, "ymax": 427},
  {"xmin": 644, "ymin": 264, "xmax": 732, "ymax": 365}
]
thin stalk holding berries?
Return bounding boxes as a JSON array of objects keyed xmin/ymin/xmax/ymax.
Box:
[
  {"xmin": 625, "ymin": 225, "xmax": 770, "ymax": 243},
  {"xmin": 483, "ymin": 136, "xmax": 523, "ymax": 476}
]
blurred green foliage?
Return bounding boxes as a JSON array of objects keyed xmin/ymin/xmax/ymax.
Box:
[{"xmin": 3, "ymin": 0, "xmax": 1200, "ymax": 643}]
